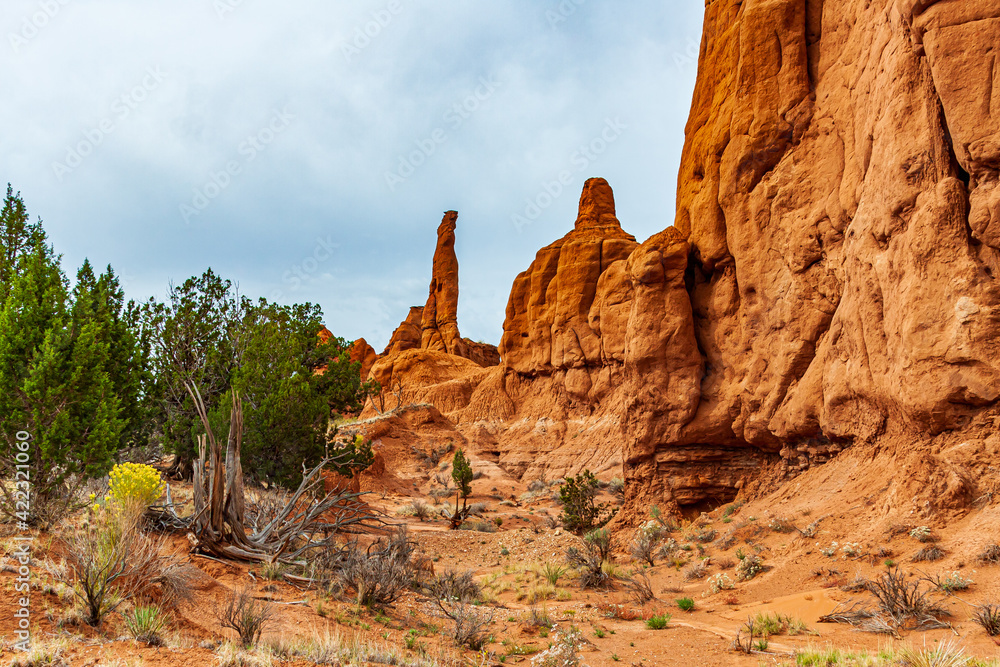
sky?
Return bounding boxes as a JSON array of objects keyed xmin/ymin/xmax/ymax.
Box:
[{"xmin": 1, "ymin": 1, "xmax": 704, "ymax": 349}]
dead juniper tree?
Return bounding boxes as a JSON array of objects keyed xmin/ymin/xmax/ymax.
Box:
[{"xmin": 169, "ymin": 383, "xmax": 380, "ymax": 565}]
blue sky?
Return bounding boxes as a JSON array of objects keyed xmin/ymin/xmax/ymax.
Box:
[{"xmin": 1, "ymin": 1, "xmax": 703, "ymax": 349}]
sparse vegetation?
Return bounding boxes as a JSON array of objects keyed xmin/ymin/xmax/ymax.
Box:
[
  {"xmin": 529, "ymin": 626, "xmax": 586, "ymax": 666},
  {"xmin": 913, "ymin": 545, "xmax": 945, "ymax": 562},
  {"xmin": 736, "ymin": 553, "xmax": 764, "ymax": 581},
  {"xmin": 324, "ymin": 527, "xmax": 415, "ymax": 606},
  {"xmin": 973, "ymin": 603, "xmax": 1000, "ymax": 636},
  {"xmin": 567, "ymin": 528, "xmax": 615, "ymax": 589},
  {"xmin": 216, "ymin": 584, "xmax": 274, "ymax": 648},
  {"xmin": 977, "ymin": 543, "xmax": 1000, "ymax": 566},
  {"xmin": 705, "ymin": 572, "xmax": 736, "ymax": 596},
  {"xmin": 124, "ymin": 605, "xmax": 167, "ymax": 645},
  {"xmin": 645, "ymin": 613, "xmax": 671, "ymax": 630},
  {"xmin": 558, "ymin": 469, "xmax": 615, "ymax": 534},
  {"xmin": 909, "ymin": 525, "xmax": 933, "ymax": 542},
  {"xmin": 676, "ymin": 597, "xmax": 695, "ymax": 612}
]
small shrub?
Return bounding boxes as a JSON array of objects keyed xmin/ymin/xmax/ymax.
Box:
[
  {"xmin": 558, "ymin": 470, "xmax": 615, "ymax": 534},
  {"xmin": 896, "ymin": 638, "xmax": 969, "ymax": 667},
  {"xmin": 608, "ymin": 477, "xmax": 624, "ymax": 497},
  {"xmin": 645, "ymin": 613, "xmax": 671, "ymax": 630},
  {"xmin": 973, "ymin": 603, "xmax": 1000, "ymax": 636},
  {"xmin": 933, "ymin": 571, "xmax": 973, "ymax": 592},
  {"xmin": 124, "ymin": 605, "xmax": 167, "ymax": 645},
  {"xmin": 682, "ymin": 560, "xmax": 707, "ymax": 581},
  {"xmin": 630, "ymin": 522, "xmax": 664, "ymax": 566},
  {"xmin": 530, "ymin": 626, "xmax": 586, "ymax": 666},
  {"xmin": 694, "ymin": 527, "xmax": 716, "ymax": 543},
  {"xmin": 526, "ymin": 605, "xmax": 554, "ymax": 629},
  {"xmin": 736, "ymin": 554, "xmax": 764, "ymax": 581},
  {"xmin": 976, "ymin": 543, "xmax": 1000, "ymax": 566},
  {"xmin": 216, "ymin": 584, "xmax": 274, "ymax": 647},
  {"xmin": 260, "ymin": 560, "xmax": 283, "ymax": 582},
  {"xmin": 704, "ymin": 572, "xmax": 735, "ymax": 597},
  {"xmin": 909, "ymin": 526, "xmax": 933, "ymax": 542},
  {"xmin": 426, "ymin": 570, "xmax": 480, "ymax": 602},
  {"xmin": 106, "ymin": 462, "xmax": 166, "ymax": 516},
  {"xmin": 913, "ymin": 546, "xmax": 945, "ymax": 562},
  {"xmin": 436, "ymin": 599, "xmax": 494, "ymax": 649},
  {"xmin": 626, "ymin": 570, "xmax": 655, "ymax": 604},
  {"xmin": 676, "ymin": 597, "xmax": 695, "ymax": 612},
  {"xmin": 325, "ymin": 527, "xmax": 414, "ymax": 606},
  {"xmin": 768, "ymin": 517, "xmax": 794, "ymax": 534},
  {"xmin": 841, "ymin": 542, "xmax": 863, "ymax": 558}
]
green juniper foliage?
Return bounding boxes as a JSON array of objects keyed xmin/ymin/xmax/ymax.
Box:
[
  {"xmin": 558, "ymin": 469, "xmax": 615, "ymax": 534},
  {"xmin": 0, "ymin": 187, "xmax": 137, "ymax": 525}
]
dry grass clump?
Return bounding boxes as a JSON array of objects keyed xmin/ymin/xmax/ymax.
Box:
[
  {"xmin": 912, "ymin": 545, "xmax": 945, "ymax": 562},
  {"xmin": 216, "ymin": 584, "xmax": 274, "ymax": 647},
  {"xmin": 820, "ymin": 567, "xmax": 950, "ymax": 633},
  {"xmin": 425, "ymin": 569, "xmax": 480, "ymax": 602},
  {"xmin": 321, "ymin": 527, "xmax": 415, "ymax": 606},
  {"xmin": 976, "ymin": 543, "xmax": 1000, "ymax": 566},
  {"xmin": 973, "ymin": 603, "xmax": 1000, "ymax": 636},
  {"xmin": 682, "ymin": 560, "xmax": 708, "ymax": 581}
]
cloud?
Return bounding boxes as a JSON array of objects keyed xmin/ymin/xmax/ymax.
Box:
[{"xmin": 0, "ymin": 0, "xmax": 703, "ymax": 347}]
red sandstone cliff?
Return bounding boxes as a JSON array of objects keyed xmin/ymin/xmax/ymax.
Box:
[{"xmin": 364, "ymin": 0, "xmax": 1000, "ymax": 520}]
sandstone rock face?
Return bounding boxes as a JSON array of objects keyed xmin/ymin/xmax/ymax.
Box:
[
  {"xmin": 362, "ymin": 0, "xmax": 1000, "ymax": 519},
  {"xmin": 348, "ymin": 338, "xmax": 377, "ymax": 382},
  {"xmin": 500, "ymin": 178, "xmax": 639, "ymax": 401},
  {"xmin": 614, "ymin": 0, "xmax": 1000, "ymax": 516}
]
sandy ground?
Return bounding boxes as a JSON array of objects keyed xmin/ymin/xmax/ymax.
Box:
[{"xmin": 1, "ymin": 442, "xmax": 999, "ymax": 666}]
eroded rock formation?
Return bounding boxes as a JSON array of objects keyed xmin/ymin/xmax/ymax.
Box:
[{"xmin": 363, "ymin": 0, "xmax": 1000, "ymax": 519}]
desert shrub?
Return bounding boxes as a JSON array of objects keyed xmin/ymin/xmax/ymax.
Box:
[
  {"xmin": 704, "ymin": 572, "xmax": 735, "ymax": 597},
  {"xmin": 768, "ymin": 517, "xmax": 794, "ymax": 534},
  {"xmin": 124, "ymin": 604, "xmax": 167, "ymax": 645},
  {"xmin": 328, "ymin": 527, "xmax": 414, "ymax": 606},
  {"xmin": 649, "ymin": 506, "xmax": 678, "ymax": 532},
  {"xmin": 60, "ymin": 506, "xmax": 186, "ymax": 626},
  {"xmin": 913, "ymin": 546, "xmax": 945, "ymax": 562},
  {"xmin": 630, "ymin": 521, "xmax": 664, "ymax": 566},
  {"xmin": 216, "ymin": 584, "xmax": 274, "ymax": 647},
  {"xmin": 530, "ymin": 626, "xmax": 586, "ymax": 666},
  {"xmin": 7, "ymin": 636, "xmax": 70, "ymax": 667},
  {"xmin": 745, "ymin": 612, "xmax": 810, "ymax": 637},
  {"xmin": 558, "ymin": 470, "xmax": 614, "ymax": 534},
  {"xmin": 397, "ymin": 500, "xmax": 433, "ymax": 522},
  {"xmin": 567, "ymin": 530, "xmax": 615, "ymax": 590},
  {"xmin": 868, "ymin": 569, "xmax": 945, "ymax": 624},
  {"xmin": 683, "ymin": 560, "xmax": 707, "ymax": 581},
  {"xmin": 841, "ymin": 542, "xmax": 863, "ymax": 558},
  {"xmin": 608, "ymin": 477, "xmax": 624, "ymax": 497},
  {"xmin": 626, "ymin": 570, "xmax": 655, "ymax": 604},
  {"xmin": 932, "ymin": 571, "xmax": 973, "ymax": 592},
  {"xmin": 645, "ymin": 613, "xmax": 671, "ymax": 630},
  {"xmin": 458, "ymin": 520, "xmax": 498, "ymax": 533},
  {"xmin": 736, "ymin": 554, "xmax": 764, "ymax": 581},
  {"xmin": 976, "ymin": 543, "xmax": 1000, "ymax": 566},
  {"xmin": 676, "ymin": 597, "xmax": 695, "ymax": 612},
  {"xmin": 106, "ymin": 462, "xmax": 165, "ymax": 516},
  {"xmin": 715, "ymin": 529, "xmax": 737, "ymax": 550},
  {"xmin": 909, "ymin": 526, "xmax": 933, "ymax": 542},
  {"xmin": 716, "ymin": 557, "xmax": 735, "ymax": 570},
  {"xmin": 426, "ymin": 570, "xmax": 480, "ymax": 602},
  {"xmin": 694, "ymin": 527, "xmax": 716, "ymax": 543},
  {"xmin": 973, "ymin": 603, "xmax": 1000, "ymax": 636},
  {"xmin": 436, "ymin": 599, "xmax": 495, "ymax": 649},
  {"xmin": 526, "ymin": 605, "xmax": 554, "ymax": 629}
]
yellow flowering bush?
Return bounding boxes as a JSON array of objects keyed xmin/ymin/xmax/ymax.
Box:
[{"xmin": 107, "ymin": 463, "xmax": 165, "ymax": 511}]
